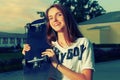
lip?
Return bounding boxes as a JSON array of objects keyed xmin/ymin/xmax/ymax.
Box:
[{"xmin": 54, "ymin": 22, "xmax": 61, "ymax": 26}]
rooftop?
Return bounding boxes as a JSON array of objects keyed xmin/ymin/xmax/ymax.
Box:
[
  {"xmin": 79, "ymin": 11, "xmax": 120, "ymax": 25},
  {"xmin": 0, "ymin": 32, "xmax": 26, "ymax": 38}
]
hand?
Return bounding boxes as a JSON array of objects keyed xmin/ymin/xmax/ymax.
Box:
[
  {"xmin": 42, "ymin": 49, "xmax": 58, "ymax": 68},
  {"xmin": 22, "ymin": 44, "xmax": 31, "ymax": 55}
]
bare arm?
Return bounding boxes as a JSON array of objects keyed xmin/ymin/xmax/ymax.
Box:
[
  {"xmin": 42, "ymin": 49, "xmax": 93, "ymax": 80},
  {"xmin": 52, "ymin": 61, "xmax": 93, "ymax": 80}
]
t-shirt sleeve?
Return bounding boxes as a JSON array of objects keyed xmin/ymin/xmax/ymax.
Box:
[{"xmin": 81, "ymin": 38, "xmax": 95, "ymax": 71}]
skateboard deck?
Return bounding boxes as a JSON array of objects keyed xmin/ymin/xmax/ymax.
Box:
[{"xmin": 22, "ymin": 18, "xmax": 50, "ymax": 80}]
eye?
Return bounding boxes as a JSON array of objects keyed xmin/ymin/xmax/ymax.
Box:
[
  {"xmin": 57, "ymin": 13, "xmax": 63, "ymax": 16},
  {"xmin": 48, "ymin": 17, "xmax": 53, "ymax": 20}
]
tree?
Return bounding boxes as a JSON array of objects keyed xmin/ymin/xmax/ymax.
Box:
[{"xmin": 54, "ymin": 0, "xmax": 106, "ymax": 23}]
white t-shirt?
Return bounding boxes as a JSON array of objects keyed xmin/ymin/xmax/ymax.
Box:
[{"xmin": 49, "ymin": 37, "xmax": 95, "ymax": 80}]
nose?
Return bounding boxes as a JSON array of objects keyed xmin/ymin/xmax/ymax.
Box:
[{"xmin": 53, "ymin": 15, "xmax": 58, "ymax": 22}]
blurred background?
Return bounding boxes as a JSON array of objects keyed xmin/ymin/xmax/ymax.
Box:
[{"xmin": 0, "ymin": 0, "xmax": 120, "ymax": 80}]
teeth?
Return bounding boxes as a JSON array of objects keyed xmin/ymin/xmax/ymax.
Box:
[{"xmin": 54, "ymin": 23, "xmax": 59, "ymax": 26}]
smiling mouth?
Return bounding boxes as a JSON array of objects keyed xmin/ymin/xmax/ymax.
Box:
[{"xmin": 54, "ymin": 22, "xmax": 61, "ymax": 26}]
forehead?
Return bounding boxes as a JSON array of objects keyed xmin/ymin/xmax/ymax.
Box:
[{"xmin": 48, "ymin": 7, "xmax": 62, "ymax": 16}]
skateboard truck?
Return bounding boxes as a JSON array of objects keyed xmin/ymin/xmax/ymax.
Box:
[{"xmin": 22, "ymin": 56, "xmax": 49, "ymax": 68}]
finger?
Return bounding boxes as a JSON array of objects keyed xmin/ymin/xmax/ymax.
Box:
[
  {"xmin": 22, "ymin": 44, "xmax": 31, "ymax": 55},
  {"xmin": 23, "ymin": 44, "xmax": 29, "ymax": 46},
  {"xmin": 24, "ymin": 45, "xmax": 31, "ymax": 51},
  {"xmin": 22, "ymin": 50, "xmax": 25, "ymax": 55},
  {"xmin": 45, "ymin": 49, "xmax": 53, "ymax": 53},
  {"xmin": 25, "ymin": 47, "xmax": 31, "ymax": 51},
  {"xmin": 24, "ymin": 44, "xmax": 30, "ymax": 48},
  {"xmin": 41, "ymin": 52, "xmax": 48, "ymax": 57}
]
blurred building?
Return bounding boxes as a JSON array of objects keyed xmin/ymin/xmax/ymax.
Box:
[
  {"xmin": 78, "ymin": 11, "xmax": 120, "ymax": 44},
  {"xmin": 0, "ymin": 32, "xmax": 26, "ymax": 47}
]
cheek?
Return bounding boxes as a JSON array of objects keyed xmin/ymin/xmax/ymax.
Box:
[
  {"xmin": 49, "ymin": 21, "xmax": 53, "ymax": 26},
  {"xmin": 61, "ymin": 19, "xmax": 66, "ymax": 26},
  {"xmin": 60, "ymin": 17, "xmax": 65, "ymax": 25},
  {"xmin": 49, "ymin": 21, "xmax": 54, "ymax": 28}
]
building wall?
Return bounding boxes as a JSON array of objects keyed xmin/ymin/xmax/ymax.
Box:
[
  {"xmin": 78, "ymin": 22, "xmax": 120, "ymax": 44},
  {"xmin": 108, "ymin": 23, "xmax": 120, "ymax": 44},
  {"xmin": 0, "ymin": 37, "xmax": 26, "ymax": 47},
  {"xmin": 79, "ymin": 25, "xmax": 101, "ymax": 44},
  {"xmin": 100, "ymin": 29, "xmax": 110, "ymax": 44}
]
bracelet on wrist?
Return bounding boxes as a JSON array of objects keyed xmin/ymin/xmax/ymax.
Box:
[{"xmin": 56, "ymin": 63, "xmax": 59, "ymax": 69}]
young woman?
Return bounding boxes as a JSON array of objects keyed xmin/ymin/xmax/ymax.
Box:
[{"xmin": 22, "ymin": 4, "xmax": 95, "ymax": 80}]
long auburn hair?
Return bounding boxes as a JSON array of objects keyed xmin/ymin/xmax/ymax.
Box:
[{"xmin": 45, "ymin": 4, "xmax": 83, "ymax": 45}]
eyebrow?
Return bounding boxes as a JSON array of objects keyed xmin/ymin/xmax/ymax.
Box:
[{"xmin": 48, "ymin": 12, "xmax": 62, "ymax": 18}]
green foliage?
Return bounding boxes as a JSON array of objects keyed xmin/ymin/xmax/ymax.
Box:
[
  {"xmin": 0, "ymin": 52, "xmax": 24, "ymax": 73},
  {"xmin": 0, "ymin": 52, "xmax": 23, "ymax": 60},
  {"xmin": 54, "ymin": 0, "xmax": 106, "ymax": 23}
]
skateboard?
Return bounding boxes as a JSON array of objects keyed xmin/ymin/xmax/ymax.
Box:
[{"xmin": 22, "ymin": 18, "xmax": 51, "ymax": 80}]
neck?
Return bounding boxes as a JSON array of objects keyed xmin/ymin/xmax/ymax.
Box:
[{"xmin": 57, "ymin": 32, "xmax": 71, "ymax": 48}]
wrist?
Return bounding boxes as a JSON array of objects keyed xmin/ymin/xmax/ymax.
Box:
[
  {"xmin": 51, "ymin": 62, "xmax": 60, "ymax": 69},
  {"xmin": 56, "ymin": 63, "xmax": 60, "ymax": 69}
]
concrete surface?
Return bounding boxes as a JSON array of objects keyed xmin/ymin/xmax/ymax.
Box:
[{"xmin": 0, "ymin": 60, "xmax": 120, "ymax": 80}]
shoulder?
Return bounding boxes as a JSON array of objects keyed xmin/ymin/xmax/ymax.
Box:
[
  {"xmin": 76, "ymin": 37, "xmax": 90, "ymax": 44},
  {"xmin": 75, "ymin": 37, "xmax": 93, "ymax": 47}
]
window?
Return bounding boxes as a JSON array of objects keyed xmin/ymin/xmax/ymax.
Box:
[
  {"xmin": 16, "ymin": 38, "xmax": 21, "ymax": 44},
  {"xmin": 2, "ymin": 37, "xmax": 8, "ymax": 44},
  {"xmin": 0, "ymin": 37, "xmax": 1, "ymax": 44},
  {"xmin": 10, "ymin": 37, "xmax": 15, "ymax": 44}
]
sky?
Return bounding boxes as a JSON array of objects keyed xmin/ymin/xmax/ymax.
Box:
[{"xmin": 0, "ymin": 0, "xmax": 120, "ymax": 33}]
